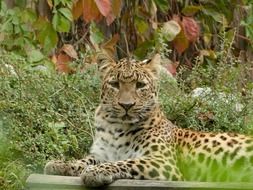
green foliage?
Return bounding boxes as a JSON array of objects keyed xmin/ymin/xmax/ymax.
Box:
[
  {"xmin": 0, "ymin": 0, "xmax": 73, "ymax": 55},
  {"xmin": 159, "ymin": 33, "xmax": 253, "ymax": 134},
  {"xmin": 34, "ymin": 18, "xmax": 58, "ymax": 54},
  {"xmin": 0, "ymin": 2, "xmax": 37, "ymax": 53},
  {"xmin": 0, "ymin": 50, "xmax": 100, "ymax": 189},
  {"xmin": 52, "ymin": 1, "xmax": 73, "ymax": 33},
  {"xmin": 241, "ymin": 3, "xmax": 253, "ymax": 43},
  {"xmin": 1, "ymin": 0, "xmax": 252, "ymax": 62}
]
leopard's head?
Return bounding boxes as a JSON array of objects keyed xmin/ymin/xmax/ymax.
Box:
[{"xmin": 97, "ymin": 52, "xmax": 161, "ymax": 124}]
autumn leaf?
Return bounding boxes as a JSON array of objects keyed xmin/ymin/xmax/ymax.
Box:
[
  {"xmin": 165, "ymin": 61, "xmax": 179, "ymax": 76},
  {"xmin": 95, "ymin": 0, "xmax": 116, "ymax": 25},
  {"xmin": 83, "ymin": 0, "xmax": 103, "ymax": 23},
  {"xmin": 172, "ymin": 15, "xmax": 199, "ymax": 53},
  {"xmin": 105, "ymin": 12, "xmax": 116, "ymax": 25},
  {"xmin": 72, "ymin": 0, "xmax": 84, "ymax": 20},
  {"xmin": 94, "ymin": 0, "xmax": 111, "ymax": 17},
  {"xmin": 182, "ymin": 17, "xmax": 200, "ymax": 42},
  {"xmin": 54, "ymin": 53, "xmax": 74, "ymax": 74},
  {"xmin": 111, "ymin": 0, "xmax": 122, "ymax": 17},
  {"xmin": 73, "ymin": 0, "xmax": 116, "ymax": 24},
  {"xmin": 61, "ymin": 44, "xmax": 78, "ymax": 59},
  {"xmin": 172, "ymin": 28, "xmax": 189, "ymax": 54}
]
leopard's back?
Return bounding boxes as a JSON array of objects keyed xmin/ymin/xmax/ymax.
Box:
[{"xmin": 174, "ymin": 128, "xmax": 253, "ymax": 181}]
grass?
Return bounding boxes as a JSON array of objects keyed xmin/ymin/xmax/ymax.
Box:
[{"xmin": 0, "ymin": 49, "xmax": 253, "ymax": 189}]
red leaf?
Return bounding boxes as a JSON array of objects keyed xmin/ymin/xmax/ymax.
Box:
[
  {"xmin": 182, "ymin": 17, "xmax": 200, "ymax": 42},
  {"xmin": 94, "ymin": 0, "xmax": 115, "ymax": 25},
  {"xmin": 83, "ymin": 0, "xmax": 103, "ymax": 23},
  {"xmin": 94, "ymin": 0, "xmax": 111, "ymax": 17},
  {"xmin": 55, "ymin": 53, "xmax": 74, "ymax": 74}
]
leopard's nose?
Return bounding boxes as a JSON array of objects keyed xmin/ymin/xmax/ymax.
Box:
[{"xmin": 118, "ymin": 102, "xmax": 136, "ymax": 111}]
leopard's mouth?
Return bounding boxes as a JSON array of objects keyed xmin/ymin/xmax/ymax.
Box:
[
  {"xmin": 120, "ymin": 113, "xmax": 139, "ymax": 124},
  {"xmin": 122, "ymin": 114, "xmax": 132, "ymax": 121}
]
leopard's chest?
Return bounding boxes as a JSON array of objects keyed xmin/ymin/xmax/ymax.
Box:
[{"xmin": 90, "ymin": 117, "xmax": 144, "ymax": 162}]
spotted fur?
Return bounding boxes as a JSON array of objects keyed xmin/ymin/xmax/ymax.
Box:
[{"xmin": 44, "ymin": 53, "xmax": 253, "ymax": 186}]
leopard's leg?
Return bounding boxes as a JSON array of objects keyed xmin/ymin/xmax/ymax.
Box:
[
  {"xmin": 44, "ymin": 155, "xmax": 100, "ymax": 176},
  {"xmin": 81, "ymin": 156, "xmax": 183, "ymax": 187}
]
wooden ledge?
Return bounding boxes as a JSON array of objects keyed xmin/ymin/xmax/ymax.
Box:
[{"xmin": 26, "ymin": 174, "xmax": 253, "ymax": 190}]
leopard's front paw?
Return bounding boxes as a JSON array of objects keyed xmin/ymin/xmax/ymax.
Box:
[
  {"xmin": 44, "ymin": 160, "xmax": 68, "ymax": 175},
  {"xmin": 80, "ymin": 165, "xmax": 114, "ymax": 187},
  {"xmin": 80, "ymin": 164, "xmax": 133, "ymax": 187}
]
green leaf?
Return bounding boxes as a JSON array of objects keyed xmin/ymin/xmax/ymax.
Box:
[
  {"xmin": 53, "ymin": 0, "xmax": 61, "ymax": 6},
  {"xmin": 1, "ymin": 19, "xmax": 12, "ymax": 32},
  {"xmin": 14, "ymin": 25, "xmax": 21, "ymax": 34},
  {"xmin": 22, "ymin": 9, "xmax": 37, "ymax": 23},
  {"xmin": 27, "ymin": 49, "xmax": 45, "ymax": 63},
  {"xmin": 134, "ymin": 40, "xmax": 155, "ymax": 59},
  {"xmin": 89, "ymin": 22, "xmax": 104, "ymax": 44},
  {"xmin": 60, "ymin": 0, "xmax": 72, "ymax": 7},
  {"xmin": 15, "ymin": 0, "xmax": 26, "ymax": 8},
  {"xmin": 52, "ymin": 12, "xmax": 71, "ymax": 32},
  {"xmin": 1, "ymin": 3, "xmax": 8, "ymax": 15},
  {"xmin": 245, "ymin": 25, "xmax": 253, "ymax": 41},
  {"xmin": 58, "ymin": 8, "xmax": 73, "ymax": 21},
  {"xmin": 135, "ymin": 17, "xmax": 148, "ymax": 34},
  {"xmin": 182, "ymin": 5, "xmax": 202, "ymax": 16},
  {"xmin": 53, "ymin": 122, "xmax": 66, "ymax": 129},
  {"xmin": 37, "ymin": 22, "xmax": 58, "ymax": 53},
  {"xmin": 153, "ymin": 0, "xmax": 169, "ymax": 13},
  {"xmin": 241, "ymin": 6, "xmax": 253, "ymax": 41},
  {"xmin": 202, "ymin": 8, "xmax": 227, "ymax": 26},
  {"xmin": 13, "ymin": 36, "xmax": 25, "ymax": 47},
  {"xmin": 11, "ymin": 14, "xmax": 20, "ymax": 25}
]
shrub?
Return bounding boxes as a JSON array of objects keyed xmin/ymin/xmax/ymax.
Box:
[{"xmin": 0, "ymin": 50, "xmax": 100, "ymax": 189}]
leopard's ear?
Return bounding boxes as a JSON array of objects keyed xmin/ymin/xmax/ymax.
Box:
[
  {"xmin": 144, "ymin": 54, "xmax": 161, "ymax": 77},
  {"xmin": 96, "ymin": 51, "xmax": 115, "ymax": 77}
]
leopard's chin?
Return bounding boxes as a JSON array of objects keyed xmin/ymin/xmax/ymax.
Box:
[{"xmin": 121, "ymin": 114, "xmax": 139, "ymax": 124}]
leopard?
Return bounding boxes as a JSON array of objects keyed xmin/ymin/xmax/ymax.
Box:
[{"xmin": 44, "ymin": 52, "xmax": 253, "ymax": 187}]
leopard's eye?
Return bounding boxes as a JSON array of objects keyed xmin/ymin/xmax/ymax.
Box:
[
  {"xmin": 136, "ymin": 81, "xmax": 146, "ymax": 89},
  {"xmin": 108, "ymin": 81, "xmax": 120, "ymax": 89}
]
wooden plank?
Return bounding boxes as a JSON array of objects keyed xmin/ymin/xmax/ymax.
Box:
[
  {"xmin": 26, "ymin": 174, "xmax": 253, "ymax": 190},
  {"xmin": 26, "ymin": 174, "xmax": 84, "ymax": 190}
]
